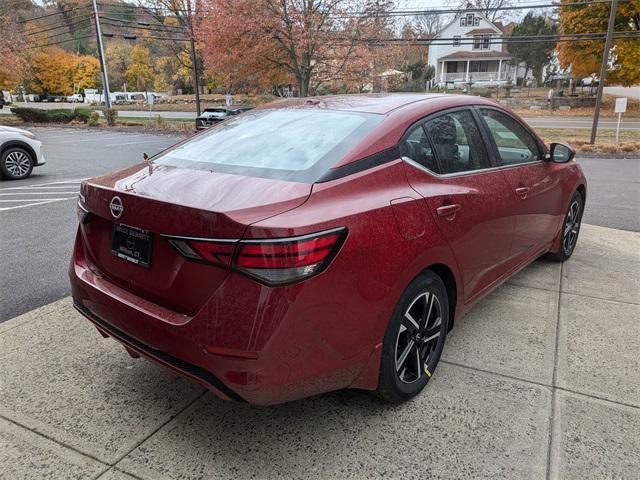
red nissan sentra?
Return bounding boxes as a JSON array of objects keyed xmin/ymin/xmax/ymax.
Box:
[{"xmin": 70, "ymin": 94, "xmax": 586, "ymax": 405}]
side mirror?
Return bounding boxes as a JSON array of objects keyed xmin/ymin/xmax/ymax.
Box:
[
  {"xmin": 548, "ymin": 142, "xmax": 575, "ymax": 163},
  {"xmin": 143, "ymin": 152, "xmax": 149, "ymax": 161}
]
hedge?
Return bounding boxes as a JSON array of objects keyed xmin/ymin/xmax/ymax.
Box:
[{"xmin": 10, "ymin": 107, "xmax": 92, "ymax": 124}]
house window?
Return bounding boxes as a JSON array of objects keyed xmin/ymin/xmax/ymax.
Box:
[
  {"xmin": 460, "ymin": 18, "xmax": 466, "ymax": 26},
  {"xmin": 474, "ymin": 35, "xmax": 491, "ymax": 50},
  {"xmin": 474, "ymin": 17, "xmax": 480, "ymax": 26},
  {"xmin": 466, "ymin": 14, "xmax": 474, "ymax": 25},
  {"xmin": 453, "ymin": 36, "xmax": 461, "ymax": 46}
]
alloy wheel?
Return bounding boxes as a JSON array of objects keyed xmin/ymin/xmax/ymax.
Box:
[
  {"xmin": 563, "ymin": 199, "xmax": 581, "ymax": 255},
  {"xmin": 5, "ymin": 150, "xmax": 32, "ymax": 178},
  {"xmin": 394, "ymin": 291, "xmax": 443, "ymax": 384}
]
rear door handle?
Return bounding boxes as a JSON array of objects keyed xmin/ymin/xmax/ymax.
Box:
[
  {"xmin": 436, "ymin": 204, "xmax": 462, "ymax": 217},
  {"xmin": 515, "ymin": 187, "xmax": 530, "ymax": 199}
]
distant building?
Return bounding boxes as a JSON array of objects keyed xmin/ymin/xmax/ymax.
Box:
[{"xmin": 428, "ymin": 10, "xmax": 517, "ymax": 87}]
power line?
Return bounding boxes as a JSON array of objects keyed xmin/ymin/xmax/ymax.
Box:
[
  {"xmin": 99, "ymin": 15, "xmax": 188, "ymax": 32},
  {"xmin": 95, "ymin": 0, "xmax": 629, "ymax": 17},
  {"xmin": 27, "ymin": 34, "xmax": 95, "ymax": 50},
  {"xmin": 19, "ymin": 5, "xmax": 92, "ymax": 24},
  {"xmin": 25, "ymin": 14, "xmax": 95, "ymax": 35}
]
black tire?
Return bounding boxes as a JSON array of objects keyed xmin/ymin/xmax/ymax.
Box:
[
  {"xmin": 376, "ymin": 271, "xmax": 449, "ymax": 403},
  {"xmin": 1, "ymin": 147, "xmax": 34, "ymax": 180},
  {"xmin": 546, "ymin": 191, "xmax": 584, "ymax": 262}
]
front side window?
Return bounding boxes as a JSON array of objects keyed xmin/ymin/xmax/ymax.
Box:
[
  {"xmin": 155, "ymin": 109, "xmax": 383, "ymax": 182},
  {"xmin": 400, "ymin": 124, "xmax": 439, "ymax": 173},
  {"xmin": 473, "ymin": 36, "xmax": 482, "ymax": 49},
  {"xmin": 423, "ymin": 110, "xmax": 491, "ymax": 174},
  {"xmin": 480, "ymin": 109, "xmax": 542, "ymax": 165},
  {"xmin": 482, "ymin": 35, "xmax": 490, "ymax": 49}
]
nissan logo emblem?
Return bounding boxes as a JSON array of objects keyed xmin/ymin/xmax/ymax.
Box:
[{"xmin": 109, "ymin": 196, "xmax": 124, "ymax": 219}]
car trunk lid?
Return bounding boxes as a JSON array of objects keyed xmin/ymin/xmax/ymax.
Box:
[{"xmin": 79, "ymin": 163, "xmax": 311, "ymax": 315}]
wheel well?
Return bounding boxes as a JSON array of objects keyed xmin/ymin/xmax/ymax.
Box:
[
  {"xmin": 426, "ymin": 263, "xmax": 457, "ymax": 331},
  {"xmin": 1, "ymin": 141, "xmax": 36, "ymax": 163},
  {"xmin": 576, "ymin": 184, "xmax": 586, "ymax": 203}
]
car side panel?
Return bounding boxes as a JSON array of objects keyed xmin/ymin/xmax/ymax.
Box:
[{"xmin": 244, "ymin": 160, "xmax": 462, "ymax": 391}]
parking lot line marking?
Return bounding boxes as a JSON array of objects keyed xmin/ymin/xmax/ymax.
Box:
[
  {"xmin": 0, "ymin": 198, "xmax": 75, "ymax": 211},
  {"xmin": 0, "ymin": 192, "xmax": 78, "ymax": 195},
  {"xmin": 0, "ymin": 186, "xmax": 81, "ymax": 190},
  {"xmin": 104, "ymin": 139, "xmax": 171, "ymax": 147},
  {"xmin": 0, "ymin": 198, "xmax": 74, "ymax": 202}
]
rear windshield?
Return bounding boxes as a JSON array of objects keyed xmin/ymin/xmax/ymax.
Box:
[{"xmin": 155, "ymin": 109, "xmax": 383, "ymax": 182}]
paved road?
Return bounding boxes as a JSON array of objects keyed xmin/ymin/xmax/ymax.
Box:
[
  {"xmin": 2, "ymin": 103, "xmax": 640, "ymax": 130},
  {"xmin": 0, "ymin": 128, "xmax": 180, "ymax": 322},
  {"xmin": 1, "ymin": 128, "xmax": 638, "ymax": 322}
]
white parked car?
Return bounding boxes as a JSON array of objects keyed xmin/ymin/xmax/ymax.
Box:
[
  {"xmin": 67, "ymin": 93, "xmax": 84, "ymax": 103},
  {"xmin": 0, "ymin": 126, "xmax": 46, "ymax": 180}
]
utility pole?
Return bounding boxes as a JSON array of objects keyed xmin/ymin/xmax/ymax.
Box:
[
  {"xmin": 590, "ymin": 0, "xmax": 617, "ymax": 144},
  {"xmin": 91, "ymin": 0, "xmax": 111, "ymax": 108},
  {"xmin": 186, "ymin": 0, "xmax": 201, "ymax": 117}
]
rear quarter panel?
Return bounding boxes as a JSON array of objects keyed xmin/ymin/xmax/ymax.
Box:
[{"xmin": 244, "ymin": 160, "xmax": 462, "ymax": 361}]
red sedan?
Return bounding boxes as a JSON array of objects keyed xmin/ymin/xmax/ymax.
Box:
[{"xmin": 70, "ymin": 94, "xmax": 586, "ymax": 405}]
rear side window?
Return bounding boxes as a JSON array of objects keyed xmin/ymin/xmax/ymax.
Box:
[
  {"xmin": 480, "ymin": 109, "xmax": 541, "ymax": 165},
  {"xmin": 155, "ymin": 109, "xmax": 383, "ymax": 182},
  {"xmin": 400, "ymin": 124, "xmax": 440, "ymax": 173},
  {"xmin": 423, "ymin": 110, "xmax": 490, "ymax": 174}
]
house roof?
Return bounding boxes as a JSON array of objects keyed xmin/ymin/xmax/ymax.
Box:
[
  {"xmin": 465, "ymin": 28, "xmax": 499, "ymax": 35},
  {"xmin": 438, "ymin": 50, "xmax": 512, "ymax": 60},
  {"xmin": 434, "ymin": 9, "xmax": 502, "ymax": 39}
]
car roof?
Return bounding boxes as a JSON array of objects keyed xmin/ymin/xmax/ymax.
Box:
[{"xmin": 260, "ymin": 93, "xmax": 452, "ymax": 115}]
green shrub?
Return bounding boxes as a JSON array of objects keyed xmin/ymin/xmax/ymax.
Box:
[
  {"xmin": 72, "ymin": 108, "xmax": 92, "ymax": 122},
  {"xmin": 102, "ymin": 108, "xmax": 118, "ymax": 126},
  {"xmin": 87, "ymin": 111, "xmax": 100, "ymax": 126},
  {"xmin": 10, "ymin": 107, "xmax": 92, "ymax": 123},
  {"xmin": 10, "ymin": 107, "xmax": 50, "ymax": 122}
]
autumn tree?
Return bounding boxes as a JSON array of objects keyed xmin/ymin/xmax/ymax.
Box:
[
  {"xmin": 73, "ymin": 55, "xmax": 100, "ymax": 91},
  {"xmin": 25, "ymin": 47, "xmax": 100, "ymax": 95},
  {"xmin": 125, "ymin": 45, "xmax": 155, "ymax": 91},
  {"xmin": 508, "ymin": 13, "xmax": 557, "ymax": 84},
  {"xmin": 196, "ymin": 0, "xmax": 396, "ymax": 96},
  {"xmin": 0, "ymin": 5, "xmax": 30, "ymax": 89},
  {"xmin": 558, "ymin": 0, "xmax": 640, "ymax": 86}
]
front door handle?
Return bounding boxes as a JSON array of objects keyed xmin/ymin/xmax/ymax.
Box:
[
  {"xmin": 515, "ymin": 187, "xmax": 530, "ymax": 199},
  {"xmin": 436, "ymin": 204, "xmax": 462, "ymax": 218}
]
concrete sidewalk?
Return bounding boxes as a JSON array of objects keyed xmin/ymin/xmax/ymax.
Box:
[{"xmin": 1, "ymin": 224, "xmax": 638, "ymax": 480}]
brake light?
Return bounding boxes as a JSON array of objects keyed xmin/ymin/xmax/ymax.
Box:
[
  {"xmin": 165, "ymin": 228, "xmax": 347, "ymax": 286},
  {"xmin": 166, "ymin": 238, "xmax": 235, "ymax": 267},
  {"xmin": 235, "ymin": 229, "xmax": 346, "ymax": 284}
]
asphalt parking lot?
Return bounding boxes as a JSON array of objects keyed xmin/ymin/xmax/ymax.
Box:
[{"xmin": 1, "ymin": 127, "xmax": 638, "ymax": 321}]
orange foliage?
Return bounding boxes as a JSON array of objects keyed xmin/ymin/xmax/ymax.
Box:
[
  {"xmin": 558, "ymin": 0, "xmax": 640, "ymax": 86},
  {"xmin": 195, "ymin": 0, "xmax": 400, "ymax": 96},
  {"xmin": 0, "ymin": 14, "xmax": 28, "ymax": 89}
]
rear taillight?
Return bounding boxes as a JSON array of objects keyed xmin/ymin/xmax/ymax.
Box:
[
  {"xmin": 164, "ymin": 228, "xmax": 346, "ymax": 286},
  {"xmin": 166, "ymin": 238, "xmax": 236, "ymax": 267}
]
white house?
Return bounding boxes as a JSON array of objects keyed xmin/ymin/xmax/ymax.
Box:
[{"xmin": 428, "ymin": 10, "xmax": 514, "ymax": 87}]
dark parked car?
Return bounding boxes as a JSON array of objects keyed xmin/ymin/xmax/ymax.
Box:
[
  {"xmin": 71, "ymin": 94, "xmax": 586, "ymax": 405},
  {"xmin": 195, "ymin": 105, "xmax": 253, "ymax": 130}
]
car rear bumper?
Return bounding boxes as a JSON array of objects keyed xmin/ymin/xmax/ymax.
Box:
[{"xmin": 69, "ymin": 228, "xmax": 377, "ymax": 405}]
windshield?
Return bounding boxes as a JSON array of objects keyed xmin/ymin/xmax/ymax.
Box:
[
  {"xmin": 155, "ymin": 109, "xmax": 383, "ymax": 182},
  {"xmin": 204, "ymin": 109, "xmax": 227, "ymax": 116}
]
